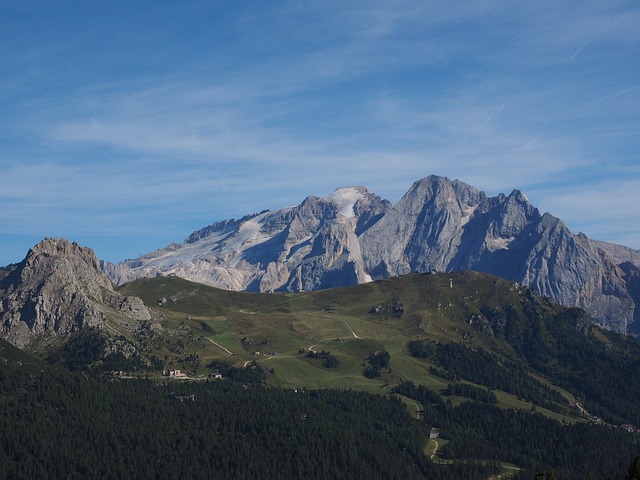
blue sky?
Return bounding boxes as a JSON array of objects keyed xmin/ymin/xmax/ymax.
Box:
[{"xmin": 1, "ymin": 1, "xmax": 639, "ymax": 266}]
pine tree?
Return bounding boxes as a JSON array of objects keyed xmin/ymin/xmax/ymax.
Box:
[{"xmin": 626, "ymin": 456, "xmax": 640, "ymax": 480}]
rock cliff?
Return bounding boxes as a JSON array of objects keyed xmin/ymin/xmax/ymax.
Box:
[{"xmin": 1, "ymin": 238, "xmax": 150, "ymax": 347}]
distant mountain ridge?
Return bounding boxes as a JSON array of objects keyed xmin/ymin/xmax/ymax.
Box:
[{"xmin": 102, "ymin": 175, "xmax": 640, "ymax": 334}]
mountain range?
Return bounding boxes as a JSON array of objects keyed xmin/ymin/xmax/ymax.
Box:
[
  {"xmin": 102, "ymin": 175, "xmax": 640, "ymax": 334},
  {"xmin": 2, "ymin": 176, "xmax": 640, "ymax": 479}
]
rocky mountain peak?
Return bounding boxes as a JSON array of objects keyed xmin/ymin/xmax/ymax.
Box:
[
  {"xmin": 400, "ymin": 175, "xmax": 486, "ymax": 216},
  {"xmin": 1, "ymin": 238, "xmax": 150, "ymax": 348},
  {"xmin": 6, "ymin": 238, "xmax": 112, "ymax": 294},
  {"xmin": 28, "ymin": 237, "xmax": 97, "ymax": 259},
  {"xmin": 100, "ymin": 175, "xmax": 640, "ymax": 333},
  {"xmin": 507, "ymin": 188, "xmax": 529, "ymax": 204}
]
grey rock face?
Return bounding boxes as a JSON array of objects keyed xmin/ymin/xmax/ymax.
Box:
[
  {"xmin": 105, "ymin": 187, "xmax": 390, "ymax": 293},
  {"xmin": 1, "ymin": 238, "xmax": 151, "ymax": 347},
  {"xmin": 104, "ymin": 176, "xmax": 640, "ymax": 333},
  {"xmin": 362, "ymin": 177, "xmax": 636, "ymax": 333}
]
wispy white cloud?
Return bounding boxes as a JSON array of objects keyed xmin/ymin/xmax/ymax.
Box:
[{"xmin": 1, "ymin": 1, "xmax": 639, "ymax": 264}]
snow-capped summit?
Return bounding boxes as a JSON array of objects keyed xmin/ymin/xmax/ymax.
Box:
[
  {"xmin": 325, "ymin": 186, "xmax": 368, "ymax": 218},
  {"xmin": 104, "ymin": 185, "xmax": 390, "ymax": 293},
  {"xmin": 102, "ymin": 175, "xmax": 640, "ymax": 334}
]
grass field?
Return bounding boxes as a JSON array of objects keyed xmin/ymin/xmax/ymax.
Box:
[{"xmin": 116, "ymin": 272, "xmax": 596, "ymax": 425}]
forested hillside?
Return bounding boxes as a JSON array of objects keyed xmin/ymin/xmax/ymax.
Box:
[
  {"xmin": 2, "ymin": 343, "xmax": 639, "ymax": 479},
  {"xmin": 1, "ymin": 346, "xmax": 498, "ymax": 480},
  {"xmin": 395, "ymin": 381, "xmax": 639, "ymax": 480}
]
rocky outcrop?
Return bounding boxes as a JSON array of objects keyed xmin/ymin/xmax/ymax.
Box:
[
  {"xmin": 1, "ymin": 238, "xmax": 151, "ymax": 347},
  {"xmin": 103, "ymin": 176, "xmax": 640, "ymax": 333}
]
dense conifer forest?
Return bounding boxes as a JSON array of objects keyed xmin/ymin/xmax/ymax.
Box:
[
  {"xmin": 394, "ymin": 381, "xmax": 640, "ymax": 480},
  {"xmin": 1, "ymin": 353, "xmax": 503, "ymax": 480},
  {"xmin": 1, "ymin": 346, "xmax": 639, "ymax": 479}
]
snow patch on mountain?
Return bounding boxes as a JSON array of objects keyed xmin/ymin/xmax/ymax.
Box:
[
  {"xmin": 129, "ymin": 210, "xmax": 292, "ymax": 272},
  {"xmin": 223, "ymin": 211, "xmax": 272, "ymax": 253},
  {"xmin": 326, "ymin": 187, "xmax": 366, "ymax": 218},
  {"xmin": 486, "ymin": 235, "xmax": 515, "ymax": 252},
  {"xmin": 460, "ymin": 204, "xmax": 478, "ymax": 227}
]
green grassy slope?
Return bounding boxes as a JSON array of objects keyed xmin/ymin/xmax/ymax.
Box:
[{"xmin": 117, "ymin": 271, "xmax": 640, "ymax": 426}]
